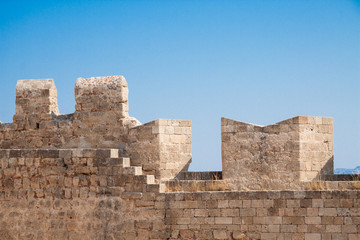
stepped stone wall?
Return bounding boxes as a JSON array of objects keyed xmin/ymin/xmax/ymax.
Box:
[
  {"xmin": 0, "ymin": 149, "xmax": 167, "ymax": 240},
  {"xmin": 0, "ymin": 75, "xmax": 358, "ymax": 239},
  {"xmin": 0, "ymin": 76, "xmax": 191, "ymax": 181},
  {"xmin": 0, "ymin": 148, "xmax": 359, "ymax": 240}
]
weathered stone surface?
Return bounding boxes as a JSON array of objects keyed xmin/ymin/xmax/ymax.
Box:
[
  {"xmin": 0, "ymin": 75, "xmax": 358, "ymax": 239},
  {"xmin": 0, "ymin": 76, "xmax": 192, "ymax": 180},
  {"xmin": 221, "ymin": 116, "xmax": 334, "ymax": 190}
]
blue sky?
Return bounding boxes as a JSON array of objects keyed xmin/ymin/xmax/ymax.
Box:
[{"xmin": 0, "ymin": 0, "xmax": 359, "ymax": 171}]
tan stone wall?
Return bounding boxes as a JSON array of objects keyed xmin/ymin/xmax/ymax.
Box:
[
  {"xmin": 13, "ymin": 79, "xmax": 59, "ymax": 131},
  {"xmin": 0, "ymin": 149, "xmax": 167, "ymax": 240},
  {"xmin": 127, "ymin": 119, "xmax": 192, "ymax": 180},
  {"xmin": 157, "ymin": 119, "xmax": 192, "ymax": 180},
  {"xmin": 165, "ymin": 190, "xmax": 360, "ymax": 240},
  {"xmin": 0, "ymin": 149, "xmax": 358, "ymax": 240},
  {"xmin": 221, "ymin": 116, "xmax": 334, "ymax": 190},
  {"xmin": 298, "ymin": 116, "xmax": 334, "ymax": 181},
  {"xmin": 1, "ymin": 75, "xmax": 358, "ymax": 239},
  {"xmin": 221, "ymin": 117, "xmax": 300, "ymax": 190},
  {"xmin": 0, "ymin": 76, "xmax": 191, "ymax": 181},
  {"xmin": 0, "ymin": 76, "xmax": 137, "ymax": 149}
]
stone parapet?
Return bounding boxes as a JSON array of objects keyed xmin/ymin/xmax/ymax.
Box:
[
  {"xmin": 13, "ymin": 79, "xmax": 59, "ymax": 130},
  {"xmin": 74, "ymin": 75, "xmax": 130, "ymax": 121},
  {"xmin": 222, "ymin": 116, "xmax": 334, "ymax": 190},
  {"xmin": 0, "ymin": 76, "xmax": 141, "ymax": 149}
]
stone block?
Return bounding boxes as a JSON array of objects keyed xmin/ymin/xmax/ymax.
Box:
[
  {"xmin": 305, "ymin": 217, "xmax": 321, "ymax": 225},
  {"xmin": 261, "ymin": 233, "xmax": 278, "ymax": 240},
  {"xmin": 325, "ymin": 225, "xmax": 341, "ymax": 233},
  {"xmin": 213, "ymin": 230, "xmax": 228, "ymax": 239},
  {"xmin": 215, "ymin": 217, "xmax": 232, "ymax": 225}
]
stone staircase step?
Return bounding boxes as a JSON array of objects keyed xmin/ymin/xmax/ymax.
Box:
[
  {"xmin": 123, "ymin": 166, "xmax": 142, "ymax": 175},
  {"xmin": 146, "ymin": 175, "xmax": 155, "ymax": 184},
  {"xmin": 146, "ymin": 183, "xmax": 165, "ymax": 193},
  {"xmin": 133, "ymin": 175, "xmax": 155, "ymax": 184},
  {"xmin": 121, "ymin": 157, "xmax": 130, "ymax": 167},
  {"xmin": 94, "ymin": 157, "xmax": 130, "ymax": 167}
]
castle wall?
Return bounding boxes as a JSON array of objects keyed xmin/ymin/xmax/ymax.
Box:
[
  {"xmin": 0, "ymin": 76, "xmax": 135, "ymax": 149},
  {"xmin": 126, "ymin": 119, "xmax": 192, "ymax": 180},
  {"xmin": 0, "ymin": 148, "xmax": 167, "ymax": 240},
  {"xmin": 221, "ymin": 116, "xmax": 334, "ymax": 190},
  {"xmin": 0, "ymin": 75, "xmax": 358, "ymax": 239},
  {"xmin": 0, "ymin": 149, "xmax": 358, "ymax": 240},
  {"xmin": 13, "ymin": 79, "xmax": 59, "ymax": 130},
  {"xmin": 165, "ymin": 190, "xmax": 360, "ymax": 240},
  {"xmin": 0, "ymin": 76, "xmax": 191, "ymax": 181},
  {"xmin": 298, "ymin": 116, "xmax": 334, "ymax": 181}
]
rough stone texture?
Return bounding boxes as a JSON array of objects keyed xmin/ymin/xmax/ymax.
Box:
[
  {"xmin": 0, "ymin": 76, "xmax": 191, "ymax": 181},
  {"xmin": 0, "ymin": 75, "xmax": 358, "ymax": 239},
  {"xmin": 75, "ymin": 75, "xmax": 129, "ymax": 115},
  {"xmin": 0, "ymin": 149, "xmax": 358, "ymax": 240},
  {"xmin": 221, "ymin": 116, "xmax": 334, "ymax": 190},
  {"xmin": 165, "ymin": 190, "xmax": 360, "ymax": 240},
  {"xmin": 0, "ymin": 149, "xmax": 167, "ymax": 240},
  {"xmin": 13, "ymin": 79, "xmax": 59, "ymax": 130},
  {"xmin": 126, "ymin": 119, "xmax": 192, "ymax": 180}
]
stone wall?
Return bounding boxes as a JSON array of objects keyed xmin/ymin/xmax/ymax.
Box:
[
  {"xmin": 0, "ymin": 75, "xmax": 358, "ymax": 239},
  {"xmin": 0, "ymin": 76, "xmax": 137, "ymax": 149},
  {"xmin": 165, "ymin": 190, "xmax": 360, "ymax": 240},
  {"xmin": 0, "ymin": 149, "xmax": 358, "ymax": 240},
  {"xmin": 297, "ymin": 116, "xmax": 333, "ymax": 181},
  {"xmin": 221, "ymin": 116, "xmax": 333, "ymax": 190},
  {"xmin": 13, "ymin": 79, "xmax": 59, "ymax": 130},
  {"xmin": 0, "ymin": 76, "xmax": 191, "ymax": 182},
  {"xmin": 0, "ymin": 148, "xmax": 167, "ymax": 240},
  {"xmin": 126, "ymin": 119, "xmax": 192, "ymax": 180}
]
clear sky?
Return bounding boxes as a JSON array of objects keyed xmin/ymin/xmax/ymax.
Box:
[{"xmin": 0, "ymin": 0, "xmax": 359, "ymax": 171}]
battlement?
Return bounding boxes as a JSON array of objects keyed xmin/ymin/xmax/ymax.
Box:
[
  {"xmin": 13, "ymin": 79, "xmax": 59, "ymax": 129},
  {"xmin": 1, "ymin": 75, "xmax": 335, "ymax": 187},
  {"xmin": 75, "ymin": 75, "xmax": 129, "ymax": 117},
  {"xmin": 0, "ymin": 75, "xmax": 357, "ymax": 240},
  {"xmin": 1, "ymin": 76, "xmax": 192, "ymax": 181},
  {"xmin": 222, "ymin": 116, "xmax": 333, "ymax": 190}
]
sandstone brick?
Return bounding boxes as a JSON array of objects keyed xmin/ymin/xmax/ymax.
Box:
[
  {"xmin": 221, "ymin": 208, "xmax": 239, "ymax": 217},
  {"xmin": 215, "ymin": 217, "xmax": 232, "ymax": 225},
  {"xmin": 218, "ymin": 200, "xmax": 229, "ymax": 208},
  {"xmin": 349, "ymin": 234, "xmax": 360, "ymax": 240},
  {"xmin": 305, "ymin": 233, "xmax": 321, "ymax": 240},
  {"xmin": 287, "ymin": 199, "xmax": 300, "ymax": 208},
  {"xmin": 283, "ymin": 216, "xmax": 304, "ymax": 225},
  {"xmin": 264, "ymin": 216, "xmax": 282, "ymax": 225},
  {"xmin": 213, "ymin": 230, "xmax": 227, "ymax": 239},
  {"xmin": 232, "ymin": 231, "xmax": 249, "ymax": 239},
  {"xmin": 281, "ymin": 225, "xmax": 297, "ymax": 233},
  {"xmin": 261, "ymin": 233, "xmax": 278, "ymax": 239},
  {"xmin": 342, "ymin": 224, "xmax": 358, "ymax": 233},
  {"xmin": 176, "ymin": 217, "xmax": 190, "ymax": 225},
  {"xmin": 308, "ymin": 224, "xmax": 325, "ymax": 233},
  {"xmin": 319, "ymin": 208, "xmax": 337, "ymax": 216},
  {"xmin": 306, "ymin": 208, "xmax": 319, "ymax": 216},
  {"xmin": 325, "ymin": 225, "xmax": 341, "ymax": 233},
  {"xmin": 324, "ymin": 199, "xmax": 339, "ymax": 208},
  {"xmin": 305, "ymin": 217, "xmax": 321, "ymax": 224}
]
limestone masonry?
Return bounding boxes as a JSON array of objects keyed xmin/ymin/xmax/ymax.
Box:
[{"xmin": 0, "ymin": 75, "xmax": 358, "ymax": 239}]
